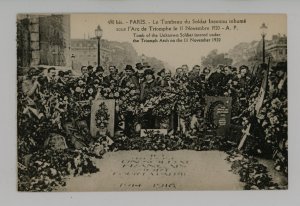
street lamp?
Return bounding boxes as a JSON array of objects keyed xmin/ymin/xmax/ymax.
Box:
[
  {"xmin": 95, "ymin": 25, "xmax": 103, "ymax": 67},
  {"xmin": 141, "ymin": 54, "xmax": 146, "ymax": 65},
  {"xmin": 260, "ymin": 22, "xmax": 268, "ymax": 63},
  {"xmin": 71, "ymin": 54, "xmax": 75, "ymax": 70}
]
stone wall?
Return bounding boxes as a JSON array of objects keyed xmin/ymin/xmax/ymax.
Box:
[{"xmin": 17, "ymin": 14, "xmax": 71, "ymax": 68}]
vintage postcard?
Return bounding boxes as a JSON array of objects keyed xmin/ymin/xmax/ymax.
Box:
[{"xmin": 17, "ymin": 13, "xmax": 287, "ymax": 191}]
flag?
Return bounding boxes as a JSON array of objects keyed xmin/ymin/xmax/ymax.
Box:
[
  {"xmin": 255, "ymin": 66, "xmax": 269, "ymax": 113},
  {"xmin": 238, "ymin": 59, "xmax": 270, "ymax": 150}
]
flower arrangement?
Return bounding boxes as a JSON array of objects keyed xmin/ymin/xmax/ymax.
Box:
[
  {"xmin": 17, "ymin": 62, "xmax": 288, "ymax": 191},
  {"xmin": 239, "ymin": 90, "xmax": 288, "ymax": 174},
  {"xmin": 100, "ymin": 87, "xmax": 120, "ymax": 99},
  {"xmin": 151, "ymin": 92, "xmax": 177, "ymax": 118},
  {"xmin": 18, "ymin": 149, "xmax": 99, "ymax": 191},
  {"xmin": 82, "ymin": 134, "xmax": 114, "ymax": 158},
  {"xmin": 111, "ymin": 131, "xmax": 233, "ymax": 152},
  {"xmin": 226, "ymin": 150, "xmax": 286, "ymax": 190},
  {"xmin": 118, "ymin": 83, "xmax": 140, "ymax": 114},
  {"xmin": 95, "ymin": 102, "xmax": 110, "ymax": 129}
]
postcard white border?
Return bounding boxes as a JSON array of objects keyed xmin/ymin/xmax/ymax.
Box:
[{"xmin": 0, "ymin": 0, "xmax": 299, "ymax": 206}]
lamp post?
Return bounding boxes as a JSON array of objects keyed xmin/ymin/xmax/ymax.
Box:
[
  {"xmin": 260, "ymin": 22, "xmax": 268, "ymax": 63},
  {"xmin": 141, "ymin": 54, "xmax": 146, "ymax": 65},
  {"xmin": 71, "ymin": 54, "xmax": 75, "ymax": 70},
  {"xmin": 95, "ymin": 25, "xmax": 103, "ymax": 67}
]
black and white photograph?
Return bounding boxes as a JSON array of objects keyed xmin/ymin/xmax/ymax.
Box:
[{"xmin": 16, "ymin": 13, "xmax": 287, "ymax": 191}]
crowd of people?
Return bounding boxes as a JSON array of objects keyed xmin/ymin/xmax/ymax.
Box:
[
  {"xmin": 18, "ymin": 63, "xmax": 252, "ymax": 134},
  {"xmin": 17, "ymin": 60, "xmax": 287, "ymax": 174}
]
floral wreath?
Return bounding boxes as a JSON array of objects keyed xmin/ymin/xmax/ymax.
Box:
[
  {"xmin": 95, "ymin": 102, "xmax": 110, "ymax": 129},
  {"xmin": 206, "ymin": 100, "xmax": 225, "ymax": 129}
]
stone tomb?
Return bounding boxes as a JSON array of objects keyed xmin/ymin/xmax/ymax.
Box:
[{"xmin": 61, "ymin": 150, "xmax": 244, "ymax": 191}]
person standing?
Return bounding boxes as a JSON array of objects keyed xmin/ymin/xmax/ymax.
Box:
[
  {"xmin": 21, "ymin": 67, "xmax": 43, "ymax": 119},
  {"xmin": 269, "ymin": 62, "xmax": 287, "ymax": 98},
  {"xmin": 157, "ymin": 69, "xmax": 174, "ymax": 89},
  {"xmin": 40, "ymin": 67, "xmax": 57, "ymax": 93},
  {"xmin": 135, "ymin": 63, "xmax": 145, "ymax": 89},
  {"xmin": 237, "ymin": 65, "xmax": 252, "ymax": 113},
  {"xmin": 207, "ymin": 64, "xmax": 225, "ymax": 96},
  {"xmin": 118, "ymin": 65, "xmax": 139, "ymax": 136},
  {"xmin": 103, "ymin": 65, "xmax": 119, "ymax": 87},
  {"xmin": 189, "ymin": 65, "xmax": 201, "ymax": 79},
  {"xmin": 181, "ymin": 64, "xmax": 189, "ymax": 77},
  {"xmin": 119, "ymin": 65, "xmax": 139, "ymax": 89},
  {"xmin": 156, "ymin": 68, "xmax": 166, "ymax": 83},
  {"xmin": 56, "ymin": 71, "xmax": 71, "ymax": 95},
  {"xmin": 22, "ymin": 67, "xmax": 42, "ymax": 100},
  {"xmin": 92, "ymin": 66, "xmax": 105, "ymax": 85},
  {"xmin": 140, "ymin": 69, "xmax": 156, "ymax": 129},
  {"xmin": 140, "ymin": 69, "xmax": 156, "ymax": 102},
  {"xmin": 221, "ymin": 66, "xmax": 233, "ymax": 95},
  {"xmin": 238, "ymin": 65, "xmax": 251, "ymax": 89}
]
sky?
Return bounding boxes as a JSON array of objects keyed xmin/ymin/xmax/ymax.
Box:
[{"xmin": 70, "ymin": 13, "xmax": 286, "ymax": 69}]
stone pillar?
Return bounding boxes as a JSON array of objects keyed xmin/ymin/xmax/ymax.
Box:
[
  {"xmin": 62, "ymin": 14, "xmax": 71, "ymax": 68},
  {"xmin": 29, "ymin": 16, "xmax": 40, "ymax": 66}
]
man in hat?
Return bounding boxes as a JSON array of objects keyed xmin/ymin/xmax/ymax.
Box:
[
  {"xmin": 135, "ymin": 63, "xmax": 145, "ymax": 88},
  {"xmin": 92, "ymin": 66, "xmax": 105, "ymax": 85},
  {"xmin": 197, "ymin": 67, "xmax": 210, "ymax": 95},
  {"xmin": 142, "ymin": 62, "xmax": 151, "ymax": 69},
  {"xmin": 87, "ymin": 65, "xmax": 94, "ymax": 76},
  {"xmin": 73, "ymin": 78, "xmax": 86, "ymax": 101},
  {"xmin": 157, "ymin": 68, "xmax": 166, "ymax": 78},
  {"xmin": 22, "ymin": 67, "xmax": 42, "ymax": 98},
  {"xmin": 140, "ymin": 68, "xmax": 156, "ymax": 102},
  {"xmin": 186, "ymin": 65, "xmax": 204, "ymax": 97},
  {"xmin": 236, "ymin": 65, "xmax": 252, "ymax": 111},
  {"xmin": 136, "ymin": 62, "xmax": 143, "ymax": 70},
  {"xmin": 118, "ymin": 65, "xmax": 139, "ymax": 136},
  {"xmin": 231, "ymin": 67, "xmax": 238, "ymax": 76},
  {"xmin": 207, "ymin": 64, "xmax": 225, "ymax": 96},
  {"xmin": 140, "ymin": 68, "xmax": 157, "ymax": 128},
  {"xmin": 120, "ymin": 65, "xmax": 139, "ymax": 89},
  {"xmin": 238, "ymin": 65, "xmax": 252, "ymax": 91}
]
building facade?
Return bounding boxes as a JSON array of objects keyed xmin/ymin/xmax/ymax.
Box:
[
  {"xmin": 70, "ymin": 38, "xmax": 111, "ymax": 71},
  {"xmin": 266, "ymin": 34, "xmax": 287, "ymax": 63},
  {"xmin": 71, "ymin": 39, "xmax": 98, "ymax": 68}
]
